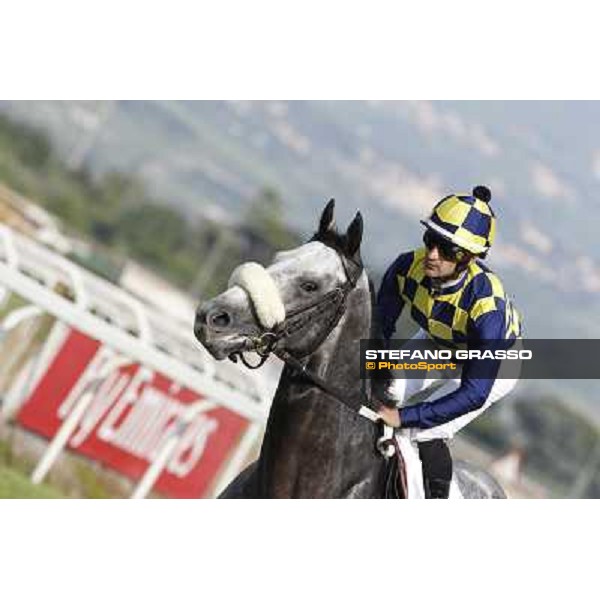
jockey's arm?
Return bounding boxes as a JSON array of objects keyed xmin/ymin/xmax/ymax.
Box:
[{"xmin": 397, "ymin": 311, "xmax": 506, "ymax": 430}]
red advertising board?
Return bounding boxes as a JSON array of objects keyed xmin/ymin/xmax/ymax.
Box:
[{"xmin": 17, "ymin": 329, "xmax": 250, "ymax": 498}]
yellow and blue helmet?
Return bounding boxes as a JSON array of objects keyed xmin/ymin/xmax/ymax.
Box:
[{"xmin": 420, "ymin": 185, "xmax": 496, "ymax": 257}]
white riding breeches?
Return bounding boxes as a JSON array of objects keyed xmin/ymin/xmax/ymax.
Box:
[{"xmin": 388, "ymin": 330, "xmax": 521, "ymax": 443}]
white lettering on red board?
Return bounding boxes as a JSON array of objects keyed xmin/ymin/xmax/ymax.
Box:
[{"xmin": 59, "ymin": 357, "xmax": 220, "ymax": 478}]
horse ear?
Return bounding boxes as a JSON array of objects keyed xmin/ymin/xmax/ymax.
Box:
[
  {"xmin": 319, "ymin": 198, "xmax": 336, "ymax": 235},
  {"xmin": 346, "ymin": 211, "xmax": 363, "ymax": 256}
]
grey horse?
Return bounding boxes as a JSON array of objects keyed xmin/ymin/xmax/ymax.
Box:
[{"xmin": 194, "ymin": 200, "xmax": 506, "ymax": 499}]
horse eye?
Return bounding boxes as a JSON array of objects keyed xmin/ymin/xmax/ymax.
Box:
[{"xmin": 300, "ymin": 281, "xmax": 319, "ymax": 293}]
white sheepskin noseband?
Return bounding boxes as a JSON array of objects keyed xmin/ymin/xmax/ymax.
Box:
[{"xmin": 228, "ymin": 262, "xmax": 286, "ymax": 329}]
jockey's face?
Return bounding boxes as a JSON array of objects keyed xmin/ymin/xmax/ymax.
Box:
[
  {"xmin": 424, "ymin": 244, "xmax": 462, "ymax": 279},
  {"xmin": 422, "ymin": 229, "xmax": 475, "ymax": 279}
]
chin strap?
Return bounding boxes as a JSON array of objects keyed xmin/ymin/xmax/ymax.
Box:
[{"xmin": 429, "ymin": 257, "xmax": 473, "ymax": 294}]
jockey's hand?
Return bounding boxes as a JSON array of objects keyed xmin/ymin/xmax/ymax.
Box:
[{"xmin": 377, "ymin": 405, "xmax": 401, "ymax": 428}]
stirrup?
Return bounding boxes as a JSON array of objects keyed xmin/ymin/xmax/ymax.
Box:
[{"xmin": 376, "ymin": 424, "xmax": 396, "ymax": 458}]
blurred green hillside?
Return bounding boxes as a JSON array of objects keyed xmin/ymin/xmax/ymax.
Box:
[
  {"xmin": 3, "ymin": 101, "xmax": 600, "ymax": 342},
  {"xmin": 0, "ymin": 113, "xmax": 299, "ymax": 298},
  {"xmin": 467, "ymin": 394, "xmax": 600, "ymax": 497}
]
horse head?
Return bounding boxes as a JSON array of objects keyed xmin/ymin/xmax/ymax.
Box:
[{"xmin": 194, "ymin": 199, "xmax": 364, "ymax": 363}]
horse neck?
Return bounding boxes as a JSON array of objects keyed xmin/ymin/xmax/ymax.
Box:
[
  {"xmin": 305, "ymin": 271, "xmax": 370, "ymax": 401},
  {"xmin": 257, "ymin": 271, "xmax": 384, "ymax": 498}
]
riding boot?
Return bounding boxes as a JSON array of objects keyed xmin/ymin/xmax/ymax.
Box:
[
  {"xmin": 426, "ymin": 477, "xmax": 451, "ymax": 499},
  {"xmin": 418, "ymin": 439, "xmax": 453, "ymax": 499}
]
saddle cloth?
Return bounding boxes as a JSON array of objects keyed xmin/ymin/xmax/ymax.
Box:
[{"xmin": 386, "ymin": 431, "xmax": 463, "ymax": 500}]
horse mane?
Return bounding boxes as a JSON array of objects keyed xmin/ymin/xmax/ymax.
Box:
[{"xmin": 367, "ymin": 277, "xmax": 379, "ymax": 338}]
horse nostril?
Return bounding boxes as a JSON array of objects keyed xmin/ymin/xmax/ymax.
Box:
[
  {"xmin": 208, "ymin": 310, "xmax": 231, "ymax": 329},
  {"xmin": 194, "ymin": 318, "xmax": 204, "ymax": 338}
]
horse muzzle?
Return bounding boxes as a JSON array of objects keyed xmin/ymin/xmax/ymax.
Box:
[{"xmin": 194, "ymin": 262, "xmax": 286, "ymax": 360}]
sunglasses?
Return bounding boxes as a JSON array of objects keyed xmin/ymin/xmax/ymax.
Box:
[{"xmin": 422, "ymin": 230, "xmax": 467, "ymax": 262}]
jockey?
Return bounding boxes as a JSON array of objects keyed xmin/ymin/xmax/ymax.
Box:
[{"xmin": 375, "ymin": 185, "xmax": 522, "ymax": 499}]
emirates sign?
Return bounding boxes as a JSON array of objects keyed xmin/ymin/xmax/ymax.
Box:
[{"xmin": 17, "ymin": 329, "xmax": 249, "ymax": 498}]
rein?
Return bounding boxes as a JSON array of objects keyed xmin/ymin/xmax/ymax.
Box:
[
  {"xmin": 229, "ymin": 285, "xmax": 349, "ymax": 369},
  {"xmin": 228, "ymin": 246, "xmax": 396, "ymax": 457}
]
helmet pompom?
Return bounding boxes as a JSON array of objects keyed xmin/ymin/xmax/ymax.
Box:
[{"xmin": 472, "ymin": 185, "xmax": 492, "ymax": 203}]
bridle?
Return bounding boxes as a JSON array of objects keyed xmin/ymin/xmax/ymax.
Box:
[
  {"xmin": 228, "ymin": 244, "xmax": 360, "ymax": 369},
  {"xmin": 228, "ymin": 240, "xmax": 395, "ymax": 457}
]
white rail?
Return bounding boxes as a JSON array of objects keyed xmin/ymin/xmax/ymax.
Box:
[{"xmin": 0, "ymin": 224, "xmax": 269, "ymax": 423}]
